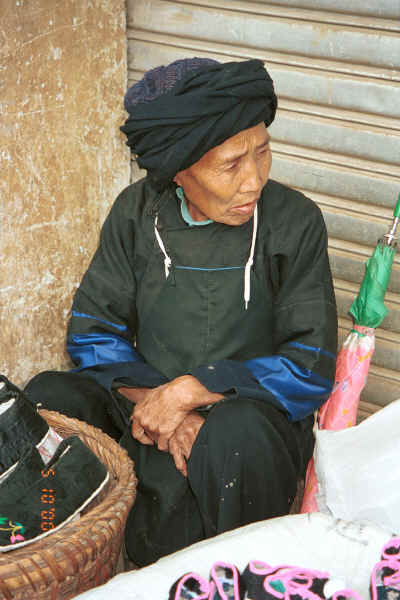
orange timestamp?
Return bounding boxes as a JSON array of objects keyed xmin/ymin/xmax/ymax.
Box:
[{"xmin": 41, "ymin": 467, "xmax": 56, "ymax": 531}]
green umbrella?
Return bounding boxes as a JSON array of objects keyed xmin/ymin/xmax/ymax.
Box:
[
  {"xmin": 301, "ymin": 193, "xmax": 400, "ymax": 513},
  {"xmin": 349, "ymin": 193, "xmax": 400, "ymax": 328}
]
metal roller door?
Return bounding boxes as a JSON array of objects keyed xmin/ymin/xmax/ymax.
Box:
[{"xmin": 126, "ymin": 0, "xmax": 400, "ymax": 419}]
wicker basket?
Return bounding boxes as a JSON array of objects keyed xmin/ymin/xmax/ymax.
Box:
[{"xmin": 0, "ymin": 410, "xmax": 137, "ymax": 600}]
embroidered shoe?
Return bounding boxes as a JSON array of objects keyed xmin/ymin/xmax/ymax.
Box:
[
  {"xmin": 168, "ymin": 572, "xmax": 210, "ymax": 600},
  {"xmin": 381, "ymin": 538, "xmax": 400, "ymax": 563},
  {"xmin": 370, "ymin": 538, "xmax": 400, "ymax": 600},
  {"xmin": 242, "ymin": 560, "xmax": 275, "ymax": 599},
  {"xmin": 0, "ymin": 435, "xmax": 109, "ymax": 551},
  {"xmin": 0, "ymin": 374, "xmax": 62, "ymax": 478},
  {"xmin": 263, "ymin": 566, "xmax": 331, "ymax": 599},
  {"xmin": 209, "ymin": 562, "xmax": 245, "ymax": 600},
  {"xmin": 243, "ymin": 563, "xmax": 361, "ymax": 600}
]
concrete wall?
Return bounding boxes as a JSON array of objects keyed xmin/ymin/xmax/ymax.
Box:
[{"xmin": 0, "ymin": 0, "xmax": 130, "ymax": 385}]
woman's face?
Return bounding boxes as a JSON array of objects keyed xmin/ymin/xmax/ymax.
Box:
[{"xmin": 174, "ymin": 122, "xmax": 272, "ymax": 226}]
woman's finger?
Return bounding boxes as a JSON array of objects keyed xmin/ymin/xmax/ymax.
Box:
[
  {"xmin": 169, "ymin": 437, "xmax": 187, "ymax": 477},
  {"xmin": 157, "ymin": 434, "xmax": 169, "ymax": 452},
  {"xmin": 179, "ymin": 431, "xmax": 193, "ymax": 460},
  {"xmin": 131, "ymin": 420, "xmax": 154, "ymax": 445}
]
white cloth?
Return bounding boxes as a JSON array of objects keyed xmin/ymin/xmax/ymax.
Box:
[{"xmin": 75, "ymin": 512, "xmax": 392, "ymax": 599}]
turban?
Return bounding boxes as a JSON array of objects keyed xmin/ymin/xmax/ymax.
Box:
[{"xmin": 120, "ymin": 58, "xmax": 277, "ymax": 190}]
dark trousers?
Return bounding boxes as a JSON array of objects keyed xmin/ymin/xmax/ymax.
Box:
[{"xmin": 25, "ymin": 371, "xmax": 314, "ymax": 566}]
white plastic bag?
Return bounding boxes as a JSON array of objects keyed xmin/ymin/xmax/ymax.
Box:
[{"xmin": 314, "ymin": 398, "xmax": 400, "ymax": 532}]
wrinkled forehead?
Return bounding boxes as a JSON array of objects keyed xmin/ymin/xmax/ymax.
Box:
[{"xmin": 194, "ymin": 123, "xmax": 270, "ymax": 168}]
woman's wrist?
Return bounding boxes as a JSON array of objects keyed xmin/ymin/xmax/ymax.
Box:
[
  {"xmin": 117, "ymin": 386, "xmax": 151, "ymax": 404},
  {"xmin": 176, "ymin": 375, "xmax": 224, "ymax": 410}
]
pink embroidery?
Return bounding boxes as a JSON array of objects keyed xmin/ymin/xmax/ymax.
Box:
[
  {"xmin": 381, "ymin": 538, "xmax": 400, "ymax": 562},
  {"xmin": 174, "ymin": 573, "xmax": 209, "ymax": 600},
  {"xmin": 263, "ymin": 567, "xmax": 330, "ymax": 600},
  {"xmin": 0, "ymin": 516, "xmax": 25, "ymax": 544},
  {"xmin": 370, "ymin": 538, "xmax": 400, "ymax": 600}
]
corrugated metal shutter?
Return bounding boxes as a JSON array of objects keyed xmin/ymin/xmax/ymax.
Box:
[{"xmin": 126, "ymin": 0, "xmax": 400, "ymax": 419}]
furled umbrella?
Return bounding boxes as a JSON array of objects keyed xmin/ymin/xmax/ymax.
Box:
[{"xmin": 301, "ymin": 193, "xmax": 400, "ymax": 513}]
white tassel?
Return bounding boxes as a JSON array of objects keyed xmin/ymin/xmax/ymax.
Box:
[{"xmin": 164, "ymin": 256, "xmax": 172, "ymax": 278}]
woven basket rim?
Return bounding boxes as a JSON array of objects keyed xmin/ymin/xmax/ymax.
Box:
[{"xmin": 0, "ymin": 409, "xmax": 137, "ymax": 565}]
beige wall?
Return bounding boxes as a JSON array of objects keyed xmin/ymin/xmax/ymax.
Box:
[{"xmin": 0, "ymin": 0, "xmax": 130, "ymax": 385}]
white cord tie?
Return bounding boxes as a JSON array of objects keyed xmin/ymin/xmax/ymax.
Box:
[
  {"xmin": 244, "ymin": 204, "xmax": 258, "ymax": 310},
  {"xmin": 154, "ymin": 207, "xmax": 258, "ymax": 308},
  {"xmin": 154, "ymin": 215, "xmax": 172, "ymax": 278}
]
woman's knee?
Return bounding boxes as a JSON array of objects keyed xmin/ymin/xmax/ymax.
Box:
[
  {"xmin": 24, "ymin": 371, "xmax": 119, "ymax": 437},
  {"xmin": 205, "ymin": 397, "xmax": 281, "ymax": 445},
  {"xmin": 26, "ymin": 370, "xmax": 96, "ymax": 402},
  {"xmin": 25, "ymin": 370, "xmax": 70, "ymax": 408}
]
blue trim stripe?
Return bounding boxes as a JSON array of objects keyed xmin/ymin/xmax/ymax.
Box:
[
  {"xmin": 175, "ymin": 266, "xmax": 243, "ymax": 272},
  {"xmin": 68, "ymin": 333, "xmax": 142, "ymax": 370},
  {"xmin": 71, "ymin": 311, "xmax": 127, "ymax": 332},
  {"xmin": 244, "ymin": 355, "xmax": 333, "ymax": 421},
  {"xmin": 288, "ymin": 341, "xmax": 336, "ymax": 360}
]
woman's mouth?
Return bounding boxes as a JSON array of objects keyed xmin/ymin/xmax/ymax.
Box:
[{"xmin": 231, "ymin": 200, "xmax": 258, "ymax": 215}]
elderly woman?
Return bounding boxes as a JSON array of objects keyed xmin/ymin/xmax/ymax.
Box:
[{"xmin": 26, "ymin": 58, "xmax": 337, "ymax": 566}]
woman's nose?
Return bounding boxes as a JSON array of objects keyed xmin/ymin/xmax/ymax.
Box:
[{"xmin": 241, "ymin": 158, "xmax": 264, "ymax": 193}]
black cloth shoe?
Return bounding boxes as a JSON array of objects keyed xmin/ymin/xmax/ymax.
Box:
[
  {"xmin": 370, "ymin": 537, "xmax": 400, "ymax": 600},
  {"xmin": 209, "ymin": 562, "xmax": 246, "ymax": 599},
  {"xmin": 242, "ymin": 562, "xmax": 360, "ymax": 599},
  {"xmin": 0, "ymin": 375, "xmax": 24, "ymax": 404},
  {"xmin": 0, "ymin": 375, "xmax": 49, "ymax": 475},
  {"xmin": 168, "ymin": 572, "xmax": 210, "ymax": 600},
  {"xmin": 241, "ymin": 560, "xmax": 274, "ymax": 599},
  {"xmin": 0, "ymin": 435, "xmax": 109, "ymax": 551}
]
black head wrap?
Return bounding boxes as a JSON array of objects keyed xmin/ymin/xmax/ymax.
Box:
[{"xmin": 120, "ymin": 58, "xmax": 277, "ymax": 190}]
